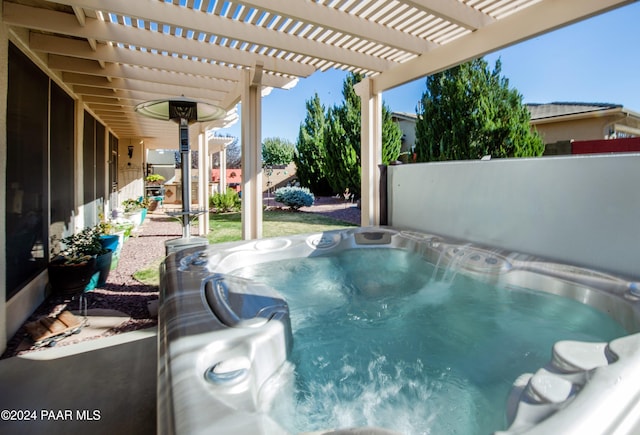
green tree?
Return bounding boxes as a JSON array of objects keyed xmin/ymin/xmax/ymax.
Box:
[
  {"xmin": 262, "ymin": 137, "xmax": 295, "ymax": 166},
  {"xmin": 323, "ymin": 73, "xmax": 402, "ymax": 197},
  {"xmin": 294, "ymin": 93, "xmax": 332, "ymax": 195},
  {"xmin": 382, "ymin": 104, "xmax": 403, "ymax": 164},
  {"xmin": 415, "ymin": 58, "xmax": 544, "ymax": 162},
  {"xmin": 324, "ymin": 104, "xmax": 360, "ymax": 196}
]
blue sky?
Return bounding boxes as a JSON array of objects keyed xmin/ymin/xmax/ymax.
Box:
[{"xmin": 219, "ymin": 2, "xmax": 640, "ymax": 144}]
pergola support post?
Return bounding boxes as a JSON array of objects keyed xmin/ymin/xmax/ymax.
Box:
[
  {"xmin": 218, "ymin": 147, "xmax": 227, "ymax": 194},
  {"xmin": 241, "ymin": 64, "xmax": 263, "ymax": 240},
  {"xmin": 198, "ymin": 130, "xmax": 209, "ymax": 236},
  {"xmin": 355, "ymin": 77, "xmax": 383, "ymax": 227}
]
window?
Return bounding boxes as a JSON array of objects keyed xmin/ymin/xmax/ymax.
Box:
[
  {"xmin": 50, "ymin": 82, "xmax": 76, "ymax": 237},
  {"xmin": 96, "ymin": 122, "xmax": 106, "ymax": 202},
  {"xmin": 5, "ymin": 43, "xmax": 113, "ymax": 299},
  {"xmin": 83, "ymin": 112, "xmax": 96, "ymax": 225},
  {"xmin": 6, "ymin": 43, "xmax": 50, "ymax": 297},
  {"xmin": 109, "ymin": 132, "xmax": 119, "ymax": 208}
]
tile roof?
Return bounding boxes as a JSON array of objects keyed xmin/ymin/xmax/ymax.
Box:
[{"xmin": 527, "ymin": 102, "xmax": 623, "ymax": 120}]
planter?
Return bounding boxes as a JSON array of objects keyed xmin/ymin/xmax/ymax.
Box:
[
  {"xmin": 96, "ymin": 249, "xmax": 113, "ymax": 287},
  {"xmin": 115, "ymin": 222, "xmax": 134, "ymax": 240},
  {"xmin": 124, "ymin": 210, "xmax": 143, "ymax": 227},
  {"xmin": 99, "ymin": 234, "xmax": 119, "ymax": 252},
  {"xmin": 85, "ymin": 250, "xmax": 113, "ymax": 290},
  {"xmin": 48, "ymin": 257, "xmax": 97, "ymax": 296},
  {"xmin": 100, "ymin": 234, "xmax": 122, "ymax": 270}
]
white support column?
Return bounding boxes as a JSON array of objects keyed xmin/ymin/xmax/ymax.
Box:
[
  {"xmin": 355, "ymin": 77, "xmax": 383, "ymax": 227},
  {"xmin": 219, "ymin": 149, "xmax": 227, "ymax": 194},
  {"xmin": 75, "ymin": 99, "xmax": 85, "ymax": 231},
  {"xmin": 198, "ymin": 130, "xmax": 209, "ymax": 236},
  {"xmin": 102, "ymin": 126, "xmax": 110, "ymax": 217},
  {"xmin": 241, "ymin": 64, "xmax": 263, "ymax": 240}
]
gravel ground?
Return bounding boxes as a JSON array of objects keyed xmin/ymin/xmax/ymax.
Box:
[
  {"xmin": 1, "ymin": 198, "xmax": 360, "ymax": 358},
  {"xmin": 1, "ymin": 210, "xmax": 179, "ymax": 358},
  {"xmin": 298, "ymin": 195, "xmax": 361, "ymax": 224}
]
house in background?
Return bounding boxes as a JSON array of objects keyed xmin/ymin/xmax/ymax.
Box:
[
  {"xmin": 392, "ymin": 102, "xmax": 640, "ymax": 158},
  {"xmin": 211, "ymin": 168, "xmax": 242, "ymax": 193},
  {"xmin": 210, "ymin": 163, "xmax": 297, "ymax": 196},
  {"xmin": 527, "ymin": 102, "xmax": 640, "ymax": 155},
  {"xmin": 391, "ymin": 112, "xmax": 418, "ymax": 161}
]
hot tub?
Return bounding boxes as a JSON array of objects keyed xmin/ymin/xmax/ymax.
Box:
[{"xmin": 158, "ymin": 227, "xmax": 640, "ymax": 434}]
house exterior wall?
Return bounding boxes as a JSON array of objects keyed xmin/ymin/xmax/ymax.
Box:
[
  {"xmin": 118, "ymin": 140, "xmax": 145, "ymax": 206},
  {"xmin": 0, "ymin": 28, "xmax": 135, "ymax": 353},
  {"xmin": 0, "ymin": 34, "xmax": 64, "ymax": 353},
  {"xmin": 396, "ymin": 118, "xmax": 416, "ymax": 155},
  {"xmin": 391, "ymin": 114, "xmax": 418, "ymax": 161},
  {"xmin": 211, "ymin": 168, "xmax": 242, "ymax": 191},
  {"xmin": 533, "ymin": 116, "xmax": 616, "ymax": 144}
]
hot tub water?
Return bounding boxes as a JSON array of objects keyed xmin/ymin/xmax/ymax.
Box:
[{"xmin": 230, "ymin": 248, "xmax": 626, "ymax": 434}]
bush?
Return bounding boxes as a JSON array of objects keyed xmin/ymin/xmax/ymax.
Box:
[
  {"xmin": 262, "ymin": 137, "xmax": 295, "ymax": 166},
  {"xmin": 274, "ymin": 186, "xmax": 315, "ymax": 210},
  {"xmin": 210, "ymin": 188, "xmax": 241, "ymax": 212},
  {"xmin": 51, "ymin": 225, "xmax": 108, "ymax": 264}
]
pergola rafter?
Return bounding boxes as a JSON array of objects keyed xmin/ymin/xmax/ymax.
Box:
[{"xmin": 2, "ymin": 0, "xmax": 632, "ymax": 145}]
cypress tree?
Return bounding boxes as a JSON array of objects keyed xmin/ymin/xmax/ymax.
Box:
[
  {"xmin": 294, "ymin": 94, "xmax": 332, "ymax": 195},
  {"xmin": 323, "ymin": 73, "xmax": 402, "ymax": 197},
  {"xmin": 415, "ymin": 58, "xmax": 544, "ymax": 162}
]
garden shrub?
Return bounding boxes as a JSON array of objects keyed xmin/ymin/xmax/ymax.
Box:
[
  {"xmin": 210, "ymin": 188, "xmax": 241, "ymax": 212},
  {"xmin": 274, "ymin": 186, "xmax": 315, "ymax": 209}
]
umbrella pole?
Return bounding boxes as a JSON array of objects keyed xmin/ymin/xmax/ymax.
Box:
[{"xmin": 179, "ymin": 118, "xmax": 191, "ymax": 238}]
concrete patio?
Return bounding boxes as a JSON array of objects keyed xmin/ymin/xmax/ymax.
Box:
[
  {"xmin": 0, "ymin": 209, "xmax": 173, "ymax": 433},
  {"xmin": 0, "ymin": 328, "xmax": 156, "ymax": 434}
]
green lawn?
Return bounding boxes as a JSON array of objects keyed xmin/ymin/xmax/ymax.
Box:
[
  {"xmin": 208, "ymin": 210, "xmax": 357, "ymax": 244},
  {"xmin": 133, "ymin": 210, "xmax": 357, "ymax": 285}
]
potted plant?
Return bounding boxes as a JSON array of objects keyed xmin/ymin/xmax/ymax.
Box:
[
  {"xmin": 122, "ymin": 198, "xmax": 143, "ymax": 213},
  {"xmin": 138, "ymin": 197, "xmax": 151, "ymax": 222},
  {"xmin": 122, "ymin": 198, "xmax": 145, "ymax": 227},
  {"xmin": 114, "ymin": 220, "xmax": 135, "ymax": 240},
  {"xmin": 145, "ymin": 173, "xmax": 165, "ymax": 185},
  {"xmin": 98, "ymin": 220, "xmax": 123, "ymax": 271},
  {"xmin": 145, "ymin": 174, "xmax": 165, "ymax": 211},
  {"xmin": 48, "ymin": 226, "xmax": 112, "ymax": 295}
]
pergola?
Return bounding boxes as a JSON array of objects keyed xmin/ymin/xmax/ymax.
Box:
[{"xmin": 3, "ymin": 0, "xmax": 634, "ymax": 239}]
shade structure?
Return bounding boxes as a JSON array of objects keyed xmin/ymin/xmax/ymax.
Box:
[{"xmin": 135, "ymin": 98, "xmax": 227, "ymax": 242}]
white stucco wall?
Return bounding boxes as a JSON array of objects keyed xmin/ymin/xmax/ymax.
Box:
[{"xmin": 388, "ymin": 154, "xmax": 640, "ymax": 280}]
